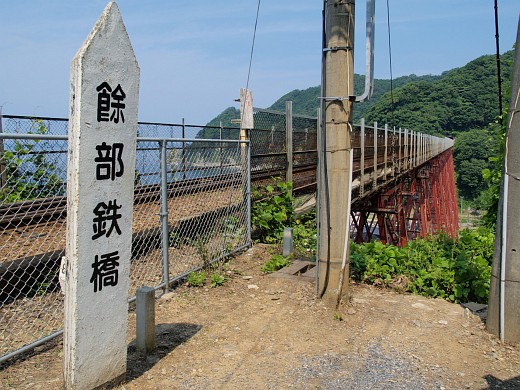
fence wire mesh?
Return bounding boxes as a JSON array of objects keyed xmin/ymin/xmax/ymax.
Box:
[
  {"xmin": 292, "ymin": 115, "xmax": 318, "ymax": 191},
  {"xmin": 0, "ymin": 115, "xmax": 250, "ymax": 363},
  {"xmin": 0, "ymin": 129, "xmax": 68, "ymax": 362},
  {"xmin": 250, "ymin": 108, "xmax": 287, "ymax": 188},
  {"xmin": 0, "ymin": 109, "xmax": 452, "ymax": 363}
]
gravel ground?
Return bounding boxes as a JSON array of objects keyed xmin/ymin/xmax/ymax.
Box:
[{"xmin": 1, "ymin": 244, "xmax": 520, "ymax": 389}]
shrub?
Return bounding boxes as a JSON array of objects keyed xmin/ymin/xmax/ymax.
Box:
[
  {"xmin": 251, "ymin": 182, "xmax": 294, "ymax": 243},
  {"xmin": 350, "ymin": 228, "xmax": 494, "ymax": 303},
  {"xmin": 1, "ymin": 120, "xmax": 63, "ymax": 202}
]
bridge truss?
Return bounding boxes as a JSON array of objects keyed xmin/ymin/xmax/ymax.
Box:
[{"xmin": 351, "ymin": 148, "xmax": 459, "ymax": 247}]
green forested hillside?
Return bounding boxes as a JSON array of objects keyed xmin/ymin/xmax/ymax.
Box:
[
  {"xmin": 267, "ymin": 74, "xmax": 441, "ymax": 122},
  {"xmin": 365, "ymin": 52, "xmax": 513, "ymax": 136},
  {"xmin": 205, "ymin": 74, "xmax": 441, "ymax": 128},
  {"xmin": 209, "ymin": 51, "xmax": 512, "ymax": 135},
  {"xmin": 205, "ymin": 51, "xmax": 514, "ymax": 204}
]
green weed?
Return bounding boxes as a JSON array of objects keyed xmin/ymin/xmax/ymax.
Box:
[
  {"xmin": 349, "ymin": 228, "xmax": 494, "ymax": 303},
  {"xmin": 187, "ymin": 271, "xmax": 206, "ymax": 287},
  {"xmin": 251, "ymin": 182, "xmax": 294, "ymax": 244},
  {"xmin": 261, "ymin": 254, "xmax": 291, "ymax": 274},
  {"xmin": 210, "ymin": 273, "xmax": 226, "ymax": 288}
]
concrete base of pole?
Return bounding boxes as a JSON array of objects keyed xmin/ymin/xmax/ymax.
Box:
[
  {"xmin": 136, "ymin": 286, "xmax": 156, "ymax": 353},
  {"xmin": 318, "ymin": 259, "xmax": 350, "ymax": 309},
  {"xmin": 283, "ymin": 227, "xmax": 293, "ymax": 258}
]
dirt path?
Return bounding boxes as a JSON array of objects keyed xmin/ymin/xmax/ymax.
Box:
[{"xmin": 1, "ymin": 244, "xmax": 519, "ymax": 389}]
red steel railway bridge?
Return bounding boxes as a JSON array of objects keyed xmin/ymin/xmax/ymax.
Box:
[{"xmin": 346, "ymin": 119, "xmax": 458, "ymax": 247}]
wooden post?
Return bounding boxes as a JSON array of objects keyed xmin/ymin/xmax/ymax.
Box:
[
  {"xmin": 239, "ymin": 88, "xmax": 253, "ymax": 167},
  {"xmin": 63, "ymin": 2, "xmax": 139, "ymax": 388},
  {"xmin": 317, "ymin": 0, "xmax": 355, "ymax": 308}
]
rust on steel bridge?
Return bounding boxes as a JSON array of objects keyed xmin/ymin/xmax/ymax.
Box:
[{"xmin": 346, "ymin": 120, "xmax": 458, "ymax": 247}]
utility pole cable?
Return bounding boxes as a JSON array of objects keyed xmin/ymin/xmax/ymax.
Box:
[{"xmin": 494, "ymin": 0, "xmax": 503, "ymax": 116}]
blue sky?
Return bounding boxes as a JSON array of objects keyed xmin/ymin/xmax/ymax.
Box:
[{"xmin": 0, "ymin": 1, "xmax": 518, "ymax": 125}]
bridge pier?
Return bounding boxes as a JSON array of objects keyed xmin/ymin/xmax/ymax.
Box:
[{"xmin": 351, "ymin": 149, "xmax": 458, "ymax": 247}]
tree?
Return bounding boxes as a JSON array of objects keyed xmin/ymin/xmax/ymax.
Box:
[
  {"xmin": 0, "ymin": 120, "xmax": 64, "ymax": 202},
  {"xmin": 453, "ymin": 129, "xmax": 495, "ymax": 201}
]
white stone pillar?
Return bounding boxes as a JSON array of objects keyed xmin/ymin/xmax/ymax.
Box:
[{"xmin": 63, "ymin": 2, "xmax": 139, "ymax": 388}]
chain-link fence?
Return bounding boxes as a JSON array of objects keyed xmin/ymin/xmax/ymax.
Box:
[
  {"xmin": 0, "ymin": 109, "xmax": 453, "ymax": 363},
  {"xmin": 250, "ymin": 108, "xmax": 318, "ymax": 193},
  {"xmin": 0, "ymin": 129, "xmax": 68, "ymax": 364},
  {"xmin": 292, "ymin": 114, "xmax": 318, "ymax": 192},
  {"xmin": 0, "ymin": 115, "xmax": 250, "ymax": 363}
]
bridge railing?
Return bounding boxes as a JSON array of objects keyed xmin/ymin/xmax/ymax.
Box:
[{"xmin": 350, "ymin": 119, "xmax": 453, "ymax": 202}]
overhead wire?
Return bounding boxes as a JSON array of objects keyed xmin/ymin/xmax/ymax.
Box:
[
  {"xmin": 223, "ymin": 0, "xmax": 261, "ymax": 259},
  {"xmin": 239, "ymin": 0, "xmax": 261, "ymax": 131},
  {"xmin": 494, "ymin": 0, "xmax": 504, "ymax": 117},
  {"xmin": 246, "ymin": 0, "xmax": 261, "ymax": 93},
  {"xmin": 386, "ymin": 0, "xmax": 396, "ymax": 126}
]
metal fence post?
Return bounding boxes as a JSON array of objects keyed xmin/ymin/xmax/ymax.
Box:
[
  {"xmin": 412, "ymin": 131, "xmax": 416, "ymax": 167},
  {"xmin": 404, "ymin": 129, "xmax": 408, "ymax": 171},
  {"xmin": 246, "ymin": 140, "xmax": 252, "ymax": 245},
  {"xmin": 360, "ymin": 118, "xmax": 365, "ymax": 196},
  {"xmin": 414, "ymin": 131, "xmax": 418, "ymax": 166},
  {"xmin": 159, "ymin": 140, "xmax": 170, "ymax": 293},
  {"xmin": 220, "ymin": 121, "xmax": 223, "ymax": 175},
  {"xmin": 398, "ymin": 128, "xmax": 402, "ymax": 173},
  {"xmin": 384, "ymin": 124, "xmax": 388, "ymax": 181},
  {"xmin": 286, "ymin": 101, "xmax": 293, "ymax": 187},
  {"xmin": 373, "ymin": 121, "xmax": 377, "ymax": 188},
  {"xmin": 392, "ymin": 127, "xmax": 396, "ymax": 176},
  {"xmin": 316, "ymin": 108, "xmax": 322, "ymax": 291},
  {"xmin": 0, "ymin": 108, "xmax": 5, "ymax": 188},
  {"xmin": 182, "ymin": 118, "xmax": 186, "ymax": 180},
  {"xmin": 416, "ymin": 131, "xmax": 419, "ymax": 166}
]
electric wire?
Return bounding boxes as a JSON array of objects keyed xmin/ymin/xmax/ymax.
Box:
[
  {"xmin": 386, "ymin": 0, "xmax": 396, "ymax": 126},
  {"xmin": 225, "ymin": 0, "xmax": 261, "ymax": 259},
  {"xmin": 239, "ymin": 0, "xmax": 260, "ymax": 140},
  {"xmin": 246, "ymin": 0, "xmax": 261, "ymax": 93},
  {"xmin": 494, "ymin": 0, "xmax": 504, "ymax": 117}
]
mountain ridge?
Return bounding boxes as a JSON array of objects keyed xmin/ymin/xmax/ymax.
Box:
[{"xmin": 206, "ymin": 50, "xmax": 513, "ymax": 138}]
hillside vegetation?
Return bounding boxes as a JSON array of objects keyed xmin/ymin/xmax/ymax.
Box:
[
  {"xmin": 268, "ymin": 74, "xmax": 441, "ymax": 123},
  {"xmin": 206, "ymin": 51, "xmax": 514, "ymax": 204}
]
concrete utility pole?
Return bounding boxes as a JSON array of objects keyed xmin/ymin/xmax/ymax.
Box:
[
  {"xmin": 487, "ymin": 16, "xmax": 520, "ymax": 344},
  {"xmin": 317, "ymin": 0, "xmax": 355, "ymax": 308}
]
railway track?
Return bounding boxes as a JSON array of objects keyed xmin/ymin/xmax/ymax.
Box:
[{"xmin": 0, "ymin": 164, "xmax": 317, "ymax": 230}]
